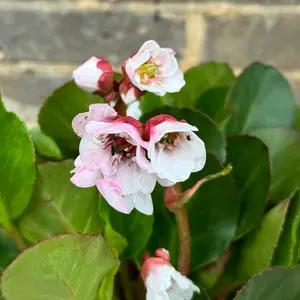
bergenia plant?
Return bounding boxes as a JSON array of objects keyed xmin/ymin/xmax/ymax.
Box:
[{"xmin": 0, "ymin": 39, "xmax": 300, "ymax": 300}]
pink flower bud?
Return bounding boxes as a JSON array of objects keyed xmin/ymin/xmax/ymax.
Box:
[
  {"xmin": 119, "ymin": 77, "xmax": 144, "ymax": 105},
  {"xmin": 73, "ymin": 56, "xmax": 114, "ymax": 96},
  {"xmin": 141, "ymin": 249, "xmax": 200, "ymax": 299}
]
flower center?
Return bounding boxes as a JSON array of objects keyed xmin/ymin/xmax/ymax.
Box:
[
  {"xmin": 96, "ymin": 134, "xmax": 136, "ymax": 163},
  {"xmin": 157, "ymin": 132, "xmax": 180, "ymax": 149},
  {"xmin": 137, "ymin": 62, "xmax": 159, "ymax": 84}
]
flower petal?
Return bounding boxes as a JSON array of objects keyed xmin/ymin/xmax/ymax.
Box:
[
  {"xmin": 161, "ymin": 69, "xmax": 186, "ymax": 93},
  {"xmin": 133, "ymin": 192, "xmax": 153, "ymax": 215},
  {"xmin": 89, "ymin": 103, "xmax": 117, "ymax": 121},
  {"xmin": 72, "ymin": 112, "xmax": 89, "ymax": 137},
  {"xmin": 126, "ymin": 101, "xmax": 142, "ymax": 120},
  {"xmin": 96, "ymin": 179, "xmax": 135, "ymax": 214}
]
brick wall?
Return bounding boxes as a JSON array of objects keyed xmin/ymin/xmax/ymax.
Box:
[{"xmin": 1, "ymin": 0, "xmax": 300, "ymax": 124}]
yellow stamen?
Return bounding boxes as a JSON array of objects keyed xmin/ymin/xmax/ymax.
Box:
[{"xmin": 137, "ymin": 62, "xmax": 159, "ymax": 84}]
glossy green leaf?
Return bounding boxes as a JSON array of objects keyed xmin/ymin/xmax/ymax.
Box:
[
  {"xmin": 196, "ymin": 86, "xmax": 231, "ymax": 124},
  {"xmin": 168, "ymin": 62, "xmax": 235, "ymax": 107},
  {"xmin": 141, "ymin": 106, "xmax": 226, "ymax": 162},
  {"xmin": 30, "ymin": 125, "xmax": 63, "ymax": 159},
  {"xmin": 234, "ymin": 267, "xmax": 300, "ymax": 300},
  {"xmin": 99, "ymin": 197, "xmax": 153, "ymax": 259},
  {"xmin": 147, "ymin": 154, "xmax": 239, "ymax": 269},
  {"xmin": 39, "ymin": 80, "xmax": 103, "ymax": 156},
  {"xmin": 249, "ymin": 128, "xmax": 300, "ymax": 202},
  {"xmin": 98, "ymin": 265, "xmax": 119, "ymax": 300},
  {"xmin": 226, "ymin": 62, "xmax": 296, "ymax": 136},
  {"xmin": 140, "ymin": 93, "xmax": 163, "ymax": 114},
  {"xmin": 226, "ymin": 135, "xmax": 270, "ymax": 238},
  {"xmin": 1, "ymin": 234, "xmax": 118, "ymax": 300},
  {"xmin": 193, "ymin": 287, "xmax": 211, "ymax": 300},
  {"xmin": 17, "ymin": 160, "xmax": 104, "ymax": 243},
  {"xmin": 0, "ymin": 94, "xmax": 35, "ymax": 221},
  {"xmin": 104, "ymin": 224, "xmax": 128, "ymax": 257},
  {"xmin": 272, "ymin": 191, "xmax": 300, "ymax": 266},
  {"xmin": 237, "ymin": 200, "xmax": 289, "ymax": 279}
]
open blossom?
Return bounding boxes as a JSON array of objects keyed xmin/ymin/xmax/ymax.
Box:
[
  {"xmin": 125, "ymin": 40, "xmax": 185, "ymax": 96},
  {"xmin": 144, "ymin": 114, "xmax": 206, "ymax": 186},
  {"xmin": 141, "ymin": 249, "xmax": 200, "ymax": 300},
  {"xmin": 73, "ymin": 57, "xmax": 114, "ymax": 96},
  {"xmin": 71, "ymin": 103, "xmax": 156, "ymax": 215}
]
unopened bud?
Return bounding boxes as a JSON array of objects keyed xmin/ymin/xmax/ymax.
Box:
[
  {"xmin": 119, "ymin": 77, "xmax": 144, "ymax": 105},
  {"xmin": 73, "ymin": 56, "xmax": 114, "ymax": 96}
]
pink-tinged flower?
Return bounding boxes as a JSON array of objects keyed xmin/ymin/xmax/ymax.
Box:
[
  {"xmin": 145, "ymin": 114, "xmax": 206, "ymax": 185},
  {"xmin": 71, "ymin": 104, "xmax": 156, "ymax": 215},
  {"xmin": 126, "ymin": 101, "xmax": 142, "ymax": 120},
  {"xmin": 124, "ymin": 40, "xmax": 185, "ymax": 96},
  {"xmin": 141, "ymin": 249, "xmax": 200, "ymax": 300},
  {"xmin": 119, "ymin": 77, "xmax": 144, "ymax": 105},
  {"xmin": 73, "ymin": 57, "xmax": 114, "ymax": 96}
]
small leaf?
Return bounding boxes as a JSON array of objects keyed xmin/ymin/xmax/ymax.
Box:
[
  {"xmin": 169, "ymin": 62, "xmax": 235, "ymax": 107},
  {"xmin": 104, "ymin": 224, "xmax": 128, "ymax": 257},
  {"xmin": 99, "ymin": 197, "xmax": 153, "ymax": 259},
  {"xmin": 30, "ymin": 125, "xmax": 63, "ymax": 159},
  {"xmin": 226, "ymin": 62, "xmax": 296, "ymax": 136},
  {"xmin": 249, "ymin": 128, "xmax": 300, "ymax": 202},
  {"xmin": 98, "ymin": 265, "xmax": 119, "ymax": 300},
  {"xmin": 17, "ymin": 160, "xmax": 104, "ymax": 242},
  {"xmin": 237, "ymin": 200, "xmax": 289, "ymax": 279},
  {"xmin": 141, "ymin": 106, "xmax": 226, "ymax": 162},
  {"xmin": 0, "ymin": 94, "xmax": 36, "ymax": 221},
  {"xmin": 1, "ymin": 233, "xmax": 118, "ymax": 300},
  {"xmin": 0, "ymin": 229, "xmax": 19, "ymax": 272},
  {"xmin": 272, "ymin": 190, "xmax": 300, "ymax": 266},
  {"xmin": 234, "ymin": 267, "xmax": 300, "ymax": 300},
  {"xmin": 226, "ymin": 135, "xmax": 270, "ymax": 238},
  {"xmin": 39, "ymin": 80, "xmax": 103, "ymax": 156},
  {"xmin": 196, "ymin": 86, "xmax": 231, "ymax": 124}
]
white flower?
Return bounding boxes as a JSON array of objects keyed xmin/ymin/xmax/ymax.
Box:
[
  {"xmin": 126, "ymin": 101, "xmax": 142, "ymax": 120},
  {"xmin": 73, "ymin": 56, "xmax": 114, "ymax": 96},
  {"xmin": 119, "ymin": 77, "xmax": 144, "ymax": 105},
  {"xmin": 141, "ymin": 249, "xmax": 200, "ymax": 300},
  {"xmin": 125, "ymin": 40, "xmax": 185, "ymax": 96},
  {"xmin": 144, "ymin": 114, "xmax": 206, "ymax": 185}
]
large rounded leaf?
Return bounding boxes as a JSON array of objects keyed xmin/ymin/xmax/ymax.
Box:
[
  {"xmin": 1, "ymin": 234, "xmax": 118, "ymax": 300},
  {"xmin": 38, "ymin": 80, "xmax": 103, "ymax": 156},
  {"xmin": 226, "ymin": 62, "xmax": 296, "ymax": 136},
  {"xmin": 0, "ymin": 95, "xmax": 35, "ymax": 221},
  {"xmin": 141, "ymin": 106, "xmax": 226, "ymax": 162},
  {"xmin": 17, "ymin": 160, "xmax": 104, "ymax": 242},
  {"xmin": 168, "ymin": 62, "xmax": 235, "ymax": 107},
  {"xmin": 147, "ymin": 154, "xmax": 239, "ymax": 269},
  {"xmin": 234, "ymin": 267, "xmax": 300, "ymax": 300},
  {"xmin": 226, "ymin": 135, "xmax": 270, "ymax": 238},
  {"xmin": 249, "ymin": 128, "xmax": 300, "ymax": 203}
]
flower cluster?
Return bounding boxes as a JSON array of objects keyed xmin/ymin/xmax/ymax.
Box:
[
  {"xmin": 141, "ymin": 248, "xmax": 200, "ymax": 299},
  {"xmin": 73, "ymin": 40, "xmax": 186, "ymax": 105},
  {"xmin": 71, "ymin": 40, "xmax": 206, "ymax": 215},
  {"xmin": 71, "ymin": 103, "xmax": 206, "ymax": 215}
]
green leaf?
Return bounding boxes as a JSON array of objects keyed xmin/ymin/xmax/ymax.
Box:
[
  {"xmin": 249, "ymin": 128, "xmax": 300, "ymax": 202},
  {"xmin": 98, "ymin": 265, "xmax": 119, "ymax": 300},
  {"xmin": 17, "ymin": 160, "xmax": 104, "ymax": 243},
  {"xmin": 226, "ymin": 135, "xmax": 270, "ymax": 238},
  {"xmin": 196, "ymin": 86, "xmax": 231, "ymax": 124},
  {"xmin": 147, "ymin": 154, "xmax": 239, "ymax": 269},
  {"xmin": 104, "ymin": 224, "xmax": 128, "ymax": 257},
  {"xmin": 141, "ymin": 106, "xmax": 226, "ymax": 162},
  {"xmin": 168, "ymin": 62, "xmax": 235, "ymax": 107},
  {"xmin": 0, "ymin": 94, "xmax": 36, "ymax": 221},
  {"xmin": 1, "ymin": 233, "xmax": 118, "ymax": 300},
  {"xmin": 272, "ymin": 190, "xmax": 300, "ymax": 266},
  {"xmin": 296, "ymin": 106, "xmax": 300, "ymax": 130},
  {"xmin": 0, "ymin": 228, "xmax": 19, "ymax": 272},
  {"xmin": 140, "ymin": 93, "xmax": 163, "ymax": 114},
  {"xmin": 193, "ymin": 286, "xmax": 211, "ymax": 300},
  {"xmin": 39, "ymin": 80, "xmax": 103, "ymax": 157},
  {"xmin": 237, "ymin": 200, "xmax": 289, "ymax": 279},
  {"xmin": 226, "ymin": 62, "xmax": 296, "ymax": 136},
  {"xmin": 30, "ymin": 125, "xmax": 63, "ymax": 159},
  {"xmin": 99, "ymin": 197, "xmax": 153, "ymax": 259},
  {"xmin": 234, "ymin": 267, "xmax": 300, "ymax": 300}
]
